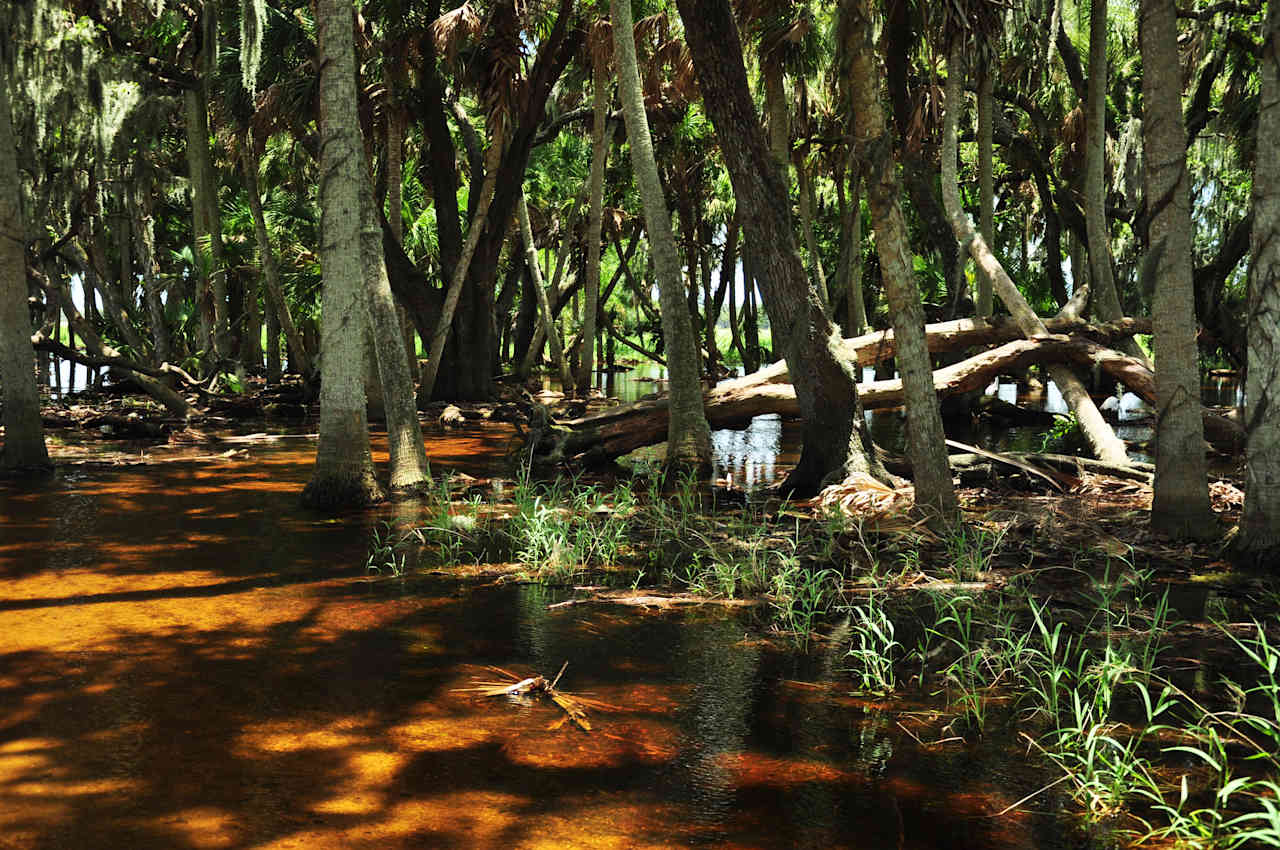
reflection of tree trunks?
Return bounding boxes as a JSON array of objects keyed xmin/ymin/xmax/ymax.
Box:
[{"xmin": 531, "ymin": 332, "xmax": 1241, "ymax": 464}]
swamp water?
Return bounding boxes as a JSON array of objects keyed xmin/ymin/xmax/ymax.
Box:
[{"xmin": 0, "ymin": 429, "xmax": 1096, "ymax": 849}]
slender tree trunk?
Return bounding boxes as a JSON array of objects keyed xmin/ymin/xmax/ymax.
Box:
[
  {"xmin": 843, "ymin": 0, "xmax": 957, "ymax": 523},
  {"xmin": 131, "ymin": 183, "xmax": 172, "ymax": 367},
  {"xmin": 846, "ymin": 175, "xmax": 868, "ymax": 336},
  {"xmin": 1084, "ymin": 0, "xmax": 1126, "ymax": 325},
  {"xmin": 743, "ymin": 261, "xmax": 761, "ymax": 372},
  {"xmin": 517, "ymin": 190, "xmax": 574, "ymax": 391},
  {"xmin": 796, "ymin": 158, "xmax": 831, "ymax": 313},
  {"xmin": 578, "ymin": 61, "xmax": 609, "ymax": 394},
  {"xmin": 613, "ymin": 0, "xmax": 712, "ymax": 469},
  {"xmin": 241, "ymin": 141, "xmax": 313, "ymax": 379},
  {"xmin": 419, "ymin": 132, "xmax": 503, "ymax": 402},
  {"xmin": 943, "ymin": 44, "xmax": 1130, "ymax": 466},
  {"xmin": 184, "ymin": 84, "xmax": 231, "ymax": 366},
  {"xmin": 679, "ymin": 0, "xmax": 888, "ymax": 493},
  {"xmin": 1140, "ymin": 0, "xmax": 1215, "ymax": 540},
  {"xmin": 1234, "ymin": 0, "xmax": 1280, "ymax": 567},
  {"xmin": 977, "ymin": 65, "xmax": 995, "ymax": 318},
  {"xmin": 303, "ymin": 0, "xmax": 384, "ymax": 509},
  {"xmin": 36, "ymin": 272, "xmax": 190, "ymax": 417},
  {"xmin": 360, "ymin": 172, "xmax": 430, "ymax": 491},
  {"xmin": 265, "ymin": 295, "xmax": 281, "ymax": 382},
  {"xmin": 385, "ymin": 81, "xmax": 416, "ymax": 368},
  {"xmin": 0, "ymin": 64, "xmax": 48, "ymax": 470}
]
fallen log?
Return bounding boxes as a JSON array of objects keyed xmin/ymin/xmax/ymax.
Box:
[
  {"xmin": 841, "ymin": 315, "xmax": 1152, "ymax": 367},
  {"xmin": 533, "ymin": 333, "xmax": 1240, "ymax": 463}
]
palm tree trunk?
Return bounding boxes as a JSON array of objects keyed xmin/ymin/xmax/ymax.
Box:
[
  {"xmin": 943, "ymin": 43, "xmax": 1129, "ymax": 466},
  {"xmin": 678, "ymin": 0, "xmax": 887, "ymax": 493},
  {"xmin": 977, "ymin": 65, "xmax": 995, "ymax": 318},
  {"xmin": 1084, "ymin": 0, "xmax": 1126, "ymax": 325},
  {"xmin": 796, "ymin": 158, "xmax": 830, "ymax": 313},
  {"xmin": 241, "ymin": 141, "xmax": 313, "ymax": 379},
  {"xmin": 303, "ymin": 0, "xmax": 383, "ymax": 509},
  {"xmin": 0, "ymin": 63, "xmax": 49, "ymax": 470},
  {"xmin": 612, "ymin": 0, "xmax": 712, "ymax": 468},
  {"xmin": 1234, "ymin": 0, "xmax": 1280, "ymax": 567},
  {"xmin": 843, "ymin": 0, "xmax": 956, "ymax": 523},
  {"xmin": 130, "ymin": 182, "xmax": 172, "ymax": 367},
  {"xmin": 418, "ymin": 132, "xmax": 503, "ymax": 403},
  {"xmin": 578, "ymin": 59, "xmax": 609, "ymax": 394},
  {"xmin": 517, "ymin": 190, "xmax": 574, "ymax": 391},
  {"xmin": 360, "ymin": 171, "xmax": 430, "ymax": 492},
  {"xmin": 1140, "ymin": 0, "xmax": 1215, "ymax": 540},
  {"xmin": 845, "ymin": 174, "xmax": 868, "ymax": 336},
  {"xmin": 184, "ymin": 84, "xmax": 231, "ymax": 366}
]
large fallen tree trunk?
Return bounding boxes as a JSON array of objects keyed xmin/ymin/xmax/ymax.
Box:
[{"xmin": 531, "ymin": 333, "xmax": 1241, "ymax": 463}]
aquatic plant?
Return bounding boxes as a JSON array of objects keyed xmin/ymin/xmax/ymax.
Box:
[
  {"xmin": 366, "ymin": 521, "xmax": 407, "ymax": 577},
  {"xmin": 845, "ymin": 593, "xmax": 901, "ymax": 694}
]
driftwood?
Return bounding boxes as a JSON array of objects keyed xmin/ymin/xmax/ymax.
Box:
[{"xmin": 530, "ymin": 331, "xmax": 1242, "ymax": 464}]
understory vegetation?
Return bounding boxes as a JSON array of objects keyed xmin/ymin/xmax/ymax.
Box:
[{"xmin": 368, "ymin": 471, "xmax": 1280, "ymax": 848}]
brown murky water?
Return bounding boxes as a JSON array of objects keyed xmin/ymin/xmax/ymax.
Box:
[{"xmin": 0, "ymin": 426, "xmax": 1083, "ymax": 849}]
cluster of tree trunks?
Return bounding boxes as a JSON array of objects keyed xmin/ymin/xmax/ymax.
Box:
[{"xmin": 528, "ymin": 317, "xmax": 1243, "ymax": 465}]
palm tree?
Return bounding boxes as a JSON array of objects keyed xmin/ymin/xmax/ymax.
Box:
[
  {"xmin": 676, "ymin": 0, "xmax": 887, "ymax": 494},
  {"xmin": 578, "ymin": 21, "xmax": 613, "ymax": 395},
  {"xmin": 303, "ymin": 0, "xmax": 383, "ymax": 509},
  {"xmin": 611, "ymin": 0, "xmax": 711, "ymax": 470},
  {"xmin": 839, "ymin": 0, "xmax": 956, "ymax": 524},
  {"xmin": 1234, "ymin": 0, "xmax": 1280, "ymax": 568},
  {"xmin": 1140, "ymin": 0, "xmax": 1215, "ymax": 540},
  {"xmin": 0, "ymin": 53, "xmax": 49, "ymax": 471}
]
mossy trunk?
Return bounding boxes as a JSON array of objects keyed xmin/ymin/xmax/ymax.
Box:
[{"xmin": 0, "ymin": 64, "xmax": 49, "ymax": 471}]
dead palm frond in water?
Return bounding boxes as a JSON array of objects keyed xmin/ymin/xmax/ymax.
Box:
[{"xmin": 457, "ymin": 662, "xmax": 619, "ymax": 731}]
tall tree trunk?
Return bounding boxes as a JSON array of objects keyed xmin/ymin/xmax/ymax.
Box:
[
  {"xmin": 517, "ymin": 190, "xmax": 574, "ymax": 390},
  {"xmin": 943, "ymin": 44, "xmax": 1130, "ymax": 466},
  {"xmin": 845, "ymin": 174, "xmax": 869, "ymax": 336},
  {"xmin": 241, "ymin": 141, "xmax": 313, "ymax": 379},
  {"xmin": 977, "ymin": 65, "xmax": 995, "ymax": 318},
  {"xmin": 303, "ymin": 0, "xmax": 383, "ymax": 509},
  {"xmin": 1084, "ymin": 0, "xmax": 1126, "ymax": 325},
  {"xmin": 796, "ymin": 158, "xmax": 831, "ymax": 313},
  {"xmin": 184, "ymin": 83, "xmax": 231, "ymax": 367},
  {"xmin": 131, "ymin": 182, "xmax": 172, "ymax": 367},
  {"xmin": 0, "ymin": 64, "xmax": 48, "ymax": 470},
  {"xmin": 419, "ymin": 133, "xmax": 503, "ymax": 403},
  {"xmin": 360, "ymin": 172, "xmax": 430, "ymax": 491},
  {"xmin": 578, "ymin": 59, "xmax": 609, "ymax": 394},
  {"xmin": 36, "ymin": 272, "xmax": 190, "ymax": 418},
  {"xmin": 843, "ymin": 0, "xmax": 957, "ymax": 524},
  {"xmin": 678, "ymin": 0, "xmax": 888, "ymax": 493},
  {"xmin": 1140, "ymin": 0, "xmax": 1215, "ymax": 540},
  {"xmin": 743, "ymin": 260, "xmax": 761, "ymax": 372},
  {"xmin": 1234, "ymin": 0, "xmax": 1280, "ymax": 567},
  {"xmin": 613, "ymin": 0, "xmax": 712, "ymax": 469},
  {"xmin": 385, "ymin": 78, "xmax": 416, "ymax": 368}
]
